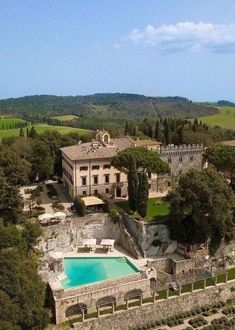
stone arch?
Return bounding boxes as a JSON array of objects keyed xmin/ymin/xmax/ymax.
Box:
[
  {"xmin": 96, "ymin": 296, "xmax": 116, "ymax": 308},
  {"xmin": 65, "ymin": 303, "xmax": 87, "ymax": 317},
  {"xmin": 124, "ymin": 289, "xmax": 143, "ymax": 301},
  {"xmin": 103, "ymin": 133, "xmax": 110, "ymax": 144}
]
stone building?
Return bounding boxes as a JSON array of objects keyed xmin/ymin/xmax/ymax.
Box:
[{"xmin": 60, "ymin": 130, "xmax": 205, "ymax": 199}]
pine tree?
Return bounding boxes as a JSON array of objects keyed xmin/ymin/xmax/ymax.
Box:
[
  {"xmin": 136, "ymin": 170, "xmax": 149, "ymax": 218},
  {"xmin": 127, "ymin": 156, "xmax": 139, "ymax": 213}
]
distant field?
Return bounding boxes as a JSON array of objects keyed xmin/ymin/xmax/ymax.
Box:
[
  {"xmin": 50, "ymin": 115, "xmax": 79, "ymax": 121},
  {"xmin": 0, "ymin": 124, "xmax": 92, "ymax": 139},
  {"xmin": 197, "ymin": 106, "xmax": 235, "ymax": 130},
  {"xmin": 0, "ymin": 116, "xmax": 27, "ymax": 129}
]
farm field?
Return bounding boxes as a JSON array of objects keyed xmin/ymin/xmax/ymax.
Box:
[
  {"xmin": 50, "ymin": 115, "xmax": 79, "ymax": 121},
  {"xmin": 0, "ymin": 116, "xmax": 27, "ymax": 128},
  {"xmin": 0, "ymin": 124, "xmax": 92, "ymax": 139},
  {"xmin": 197, "ymin": 106, "xmax": 235, "ymax": 130}
]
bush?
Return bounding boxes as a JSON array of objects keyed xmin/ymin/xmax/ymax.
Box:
[
  {"xmin": 73, "ymin": 196, "xmax": 86, "ymax": 216},
  {"xmin": 109, "ymin": 209, "xmax": 120, "ymax": 223}
]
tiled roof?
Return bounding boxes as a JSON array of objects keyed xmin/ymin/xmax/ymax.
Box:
[{"xmin": 61, "ymin": 137, "xmax": 135, "ymax": 161}]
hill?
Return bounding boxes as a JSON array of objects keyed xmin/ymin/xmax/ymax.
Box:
[
  {"xmin": 197, "ymin": 106, "xmax": 235, "ymax": 130},
  {"xmin": 0, "ymin": 93, "xmax": 216, "ymax": 121}
]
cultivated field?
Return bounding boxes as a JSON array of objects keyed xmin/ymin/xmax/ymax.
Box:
[
  {"xmin": 197, "ymin": 106, "xmax": 235, "ymax": 130},
  {"xmin": 0, "ymin": 124, "xmax": 92, "ymax": 139},
  {"xmin": 0, "ymin": 116, "xmax": 27, "ymax": 128},
  {"xmin": 50, "ymin": 115, "xmax": 79, "ymax": 121}
]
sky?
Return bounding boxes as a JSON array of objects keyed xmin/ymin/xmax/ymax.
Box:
[{"xmin": 0, "ymin": 0, "xmax": 235, "ymax": 101}]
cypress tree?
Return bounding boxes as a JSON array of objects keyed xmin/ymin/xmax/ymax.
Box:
[
  {"xmin": 124, "ymin": 122, "xmax": 129, "ymax": 136},
  {"xmin": 127, "ymin": 156, "xmax": 139, "ymax": 213},
  {"xmin": 136, "ymin": 170, "xmax": 149, "ymax": 218},
  {"xmin": 19, "ymin": 127, "xmax": 24, "ymax": 137},
  {"xmin": 26, "ymin": 126, "xmax": 29, "ymax": 137},
  {"xmin": 164, "ymin": 119, "xmax": 171, "ymax": 145},
  {"xmin": 178, "ymin": 126, "xmax": 184, "ymax": 144},
  {"xmin": 154, "ymin": 120, "xmax": 161, "ymax": 141}
]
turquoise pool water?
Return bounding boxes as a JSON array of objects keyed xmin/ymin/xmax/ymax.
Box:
[{"xmin": 60, "ymin": 257, "xmax": 139, "ymax": 289}]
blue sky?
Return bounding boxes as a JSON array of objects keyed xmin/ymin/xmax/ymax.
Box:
[{"xmin": 0, "ymin": 0, "xmax": 235, "ymax": 101}]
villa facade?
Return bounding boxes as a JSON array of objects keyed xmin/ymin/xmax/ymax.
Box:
[{"xmin": 60, "ymin": 130, "xmax": 204, "ymax": 199}]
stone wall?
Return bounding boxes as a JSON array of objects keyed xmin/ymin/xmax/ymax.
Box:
[
  {"xmin": 160, "ymin": 144, "xmax": 204, "ymax": 177},
  {"xmin": 73, "ymin": 280, "xmax": 235, "ymax": 330},
  {"xmin": 54, "ymin": 269, "xmax": 157, "ymax": 324}
]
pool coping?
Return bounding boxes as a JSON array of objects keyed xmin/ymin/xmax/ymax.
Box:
[{"xmin": 60, "ymin": 255, "xmax": 141, "ymax": 291}]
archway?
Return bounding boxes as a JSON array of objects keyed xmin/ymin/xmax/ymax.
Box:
[{"xmin": 65, "ymin": 303, "xmax": 87, "ymax": 318}]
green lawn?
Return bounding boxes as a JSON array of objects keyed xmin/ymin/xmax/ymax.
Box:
[
  {"xmin": 197, "ymin": 106, "xmax": 235, "ymax": 130},
  {"xmin": 0, "ymin": 124, "xmax": 92, "ymax": 139},
  {"xmin": 50, "ymin": 115, "xmax": 79, "ymax": 121},
  {"xmin": 115, "ymin": 197, "xmax": 170, "ymax": 222}
]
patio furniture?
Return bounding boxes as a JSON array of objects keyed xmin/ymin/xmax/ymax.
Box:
[
  {"xmin": 100, "ymin": 239, "xmax": 115, "ymax": 252},
  {"xmin": 82, "ymin": 238, "xmax": 97, "ymax": 252}
]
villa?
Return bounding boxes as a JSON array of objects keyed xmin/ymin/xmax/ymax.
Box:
[{"xmin": 60, "ymin": 130, "xmax": 204, "ymax": 199}]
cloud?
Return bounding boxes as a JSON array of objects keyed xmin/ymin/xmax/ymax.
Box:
[{"xmin": 122, "ymin": 22, "xmax": 235, "ymax": 53}]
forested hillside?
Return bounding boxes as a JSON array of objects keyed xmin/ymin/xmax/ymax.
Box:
[{"xmin": 0, "ymin": 93, "xmax": 216, "ymax": 120}]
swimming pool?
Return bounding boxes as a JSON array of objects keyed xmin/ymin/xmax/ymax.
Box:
[{"xmin": 60, "ymin": 257, "xmax": 139, "ymax": 289}]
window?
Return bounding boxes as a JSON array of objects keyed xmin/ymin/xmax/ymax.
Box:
[
  {"xmin": 148, "ymin": 172, "xmax": 151, "ymax": 179},
  {"xmin": 179, "ymin": 169, "xmax": 183, "ymax": 175},
  {"xmin": 94, "ymin": 189, "xmax": 98, "ymax": 196},
  {"xmin": 149, "ymin": 184, "xmax": 151, "ymax": 189},
  {"xmin": 93, "ymin": 175, "xmax": 98, "ymax": 185},
  {"xmin": 105, "ymin": 188, "xmax": 110, "ymax": 194},
  {"xmin": 190, "ymin": 156, "xmax": 194, "ymax": 162},
  {"xmin": 104, "ymin": 174, "xmax": 110, "ymax": 183},
  {"xmin": 92, "ymin": 165, "xmax": 100, "ymax": 170},
  {"xmin": 103, "ymin": 164, "xmax": 111, "ymax": 169},
  {"xmin": 81, "ymin": 177, "xmax": 87, "ymax": 186},
  {"xmin": 168, "ymin": 157, "xmax": 172, "ymax": 163},
  {"xmin": 80, "ymin": 166, "xmax": 88, "ymax": 171},
  {"xmin": 168, "ymin": 181, "xmax": 171, "ymax": 187},
  {"xmin": 179, "ymin": 156, "xmax": 183, "ymax": 163},
  {"xmin": 82, "ymin": 191, "xmax": 86, "ymax": 195},
  {"xmin": 116, "ymin": 173, "xmax": 120, "ymax": 183}
]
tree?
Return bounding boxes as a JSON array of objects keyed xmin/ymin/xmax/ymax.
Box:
[
  {"xmin": 0, "ymin": 176, "xmax": 24, "ymax": 224},
  {"xmin": 203, "ymin": 144, "xmax": 235, "ymax": 180},
  {"xmin": 154, "ymin": 120, "xmax": 161, "ymax": 141},
  {"xmin": 19, "ymin": 127, "xmax": 24, "ymax": 137},
  {"xmin": 124, "ymin": 122, "xmax": 129, "ymax": 136},
  {"xmin": 178, "ymin": 126, "xmax": 184, "ymax": 144},
  {"xmin": 111, "ymin": 147, "xmax": 170, "ymax": 175},
  {"xmin": 136, "ymin": 170, "xmax": 149, "ymax": 218},
  {"xmin": 112, "ymin": 147, "xmax": 169, "ymax": 217},
  {"xmin": 167, "ymin": 169, "xmax": 235, "ymax": 254},
  {"xmin": 73, "ymin": 196, "xmax": 86, "ymax": 216},
  {"xmin": 164, "ymin": 119, "xmax": 171, "ymax": 145},
  {"xmin": 29, "ymin": 140, "xmax": 54, "ymax": 182},
  {"xmin": 28, "ymin": 126, "xmax": 38, "ymax": 138},
  {"xmin": 127, "ymin": 156, "xmax": 139, "ymax": 212}
]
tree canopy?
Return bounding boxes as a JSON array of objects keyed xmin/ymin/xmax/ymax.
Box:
[
  {"xmin": 203, "ymin": 144, "xmax": 235, "ymax": 179},
  {"xmin": 167, "ymin": 169, "xmax": 235, "ymax": 254},
  {"xmin": 111, "ymin": 147, "xmax": 170, "ymax": 175}
]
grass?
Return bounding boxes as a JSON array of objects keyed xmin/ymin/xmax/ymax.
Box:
[
  {"xmin": 197, "ymin": 106, "xmax": 235, "ymax": 130},
  {"xmin": 228, "ymin": 268, "xmax": 235, "ymax": 281},
  {"xmin": 156, "ymin": 290, "xmax": 167, "ymax": 300},
  {"xmin": 50, "ymin": 115, "xmax": 79, "ymax": 121},
  {"xmin": 115, "ymin": 197, "xmax": 170, "ymax": 222},
  {"xmin": 0, "ymin": 116, "xmax": 27, "ymax": 128},
  {"xmin": 181, "ymin": 283, "xmax": 192, "ymax": 293},
  {"xmin": 194, "ymin": 280, "xmax": 204, "ymax": 290},
  {"xmin": 0, "ymin": 124, "xmax": 92, "ymax": 139}
]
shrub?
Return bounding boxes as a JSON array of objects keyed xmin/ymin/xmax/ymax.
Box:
[{"xmin": 73, "ymin": 196, "xmax": 86, "ymax": 216}]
